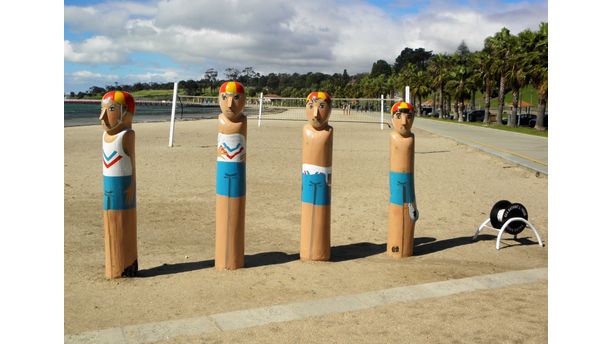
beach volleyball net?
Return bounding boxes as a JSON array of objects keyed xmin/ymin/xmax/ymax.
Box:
[
  {"xmin": 173, "ymin": 94, "xmax": 399, "ymax": 129},
  {"xmin": 257, "ymin": 95, "xmax": 397, "ymax": 129},
  {"xmin": 174, "ymin": 95, "xmax": 261, "ymax": 119}
]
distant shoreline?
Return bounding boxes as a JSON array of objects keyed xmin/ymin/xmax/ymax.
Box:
[{"xmin": 64, "ymin": 115, "xmax": 217, "ymax": 128}]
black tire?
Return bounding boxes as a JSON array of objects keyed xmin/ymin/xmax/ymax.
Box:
[
  {"xmin": 490, "ymin": 200, "xmax": 512, "ymax": 229},
  {"xmin": 502, "ymin": 203, "xmax": 528, "ymax": 235}
]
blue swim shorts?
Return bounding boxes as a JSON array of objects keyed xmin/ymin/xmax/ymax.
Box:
[
  {"xmin": 103, "ymin": 175, "xmax": 136, "ymax": 210},
  {"xmin": 216, "ymin": 161, "xmax": 246, "ymax": 197},
  {"xmin": 389, "ymin": 171, "xmax": 415, "ymax": 205},
  {"xmin": 302, "ymin": 172, "xmax": 331, "ymax": 206}
]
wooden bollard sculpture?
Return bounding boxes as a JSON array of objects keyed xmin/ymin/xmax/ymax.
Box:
[
  {"xmin": 100, "ymin": 91, "xmax": 138, "ymax": 278},
  {"xmin": 387, "ymin": 101, "xmax": 419, "ymax": 258},
  {"xmin": 215, "ymin": 81, "xmax": 247, "ymax": 270},
  {"xmin": 301, "ymin": 92, "xmax": 333, "ymax": 261}
]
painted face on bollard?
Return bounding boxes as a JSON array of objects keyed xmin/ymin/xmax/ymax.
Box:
[
  {"xmin": 306, "ymin": 91, "xmax": 332, "ymax": 130},
  {"xmin": 391, "ymin": 102, "xmax": 414, "ymax": 137},
  {"xmin": 100, "ymin": 91, "xmax": 135, "ymax": 134},
  {"xmin": 219, "ymin": 81, "xmax": 246, "ymax": 121}
]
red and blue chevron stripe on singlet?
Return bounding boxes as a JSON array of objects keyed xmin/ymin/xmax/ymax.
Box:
[{"xmin": 103, "ymin": 150, "xmax": 123, "ymax": 168}]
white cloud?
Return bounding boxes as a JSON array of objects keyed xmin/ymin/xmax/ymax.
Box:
[
  {"xmin": 126, "ymin": 69, "xmax": 180, "ymax": 82},
  {"xmin": 65, "ymin": 0, "xmax": 547, "ymax": 74},
  {"xmin": 64, "ymin": 1, "xmax": 157, "ymax": 34},
  {"xmin": 64, "ymin": 6, "xmax": 129, "ymax": 35},
  {"xmin": 66, "ymin": 68, "xmax": 185, "ymax": 92},
  {"xmin": 64, "ymin": 37, "xmax": 128, "ymax": 64},
  {"xmin": 71, "ymin": 70, "xmax": 117, "ymax": 79}
]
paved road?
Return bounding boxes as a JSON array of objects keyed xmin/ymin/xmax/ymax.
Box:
[{"xmin": 413, "ymin": 119, "xmax": 548, "ymax": 174}]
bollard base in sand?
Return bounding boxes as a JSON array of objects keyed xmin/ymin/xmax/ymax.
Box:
[
  {"xmin": 103, "ymin": 208, "xmax": 138, "ymax": 278},
  {"xmin": 300, "ymin": 203, "xmax": 331, "ymax": 261},
  {"xmin": 387, "ymin": 204, "xmax": 415, "ymax": 258},
  {"xmin": 215, "ymin": 195, "xmax": 245, "ymax": 270}
]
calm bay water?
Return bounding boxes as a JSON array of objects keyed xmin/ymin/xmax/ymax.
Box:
[{"xmin": 64, "ymin": 102, "xmax": 222, "ymax": 127}]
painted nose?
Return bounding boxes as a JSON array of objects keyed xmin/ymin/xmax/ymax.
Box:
[
  {"xmin": 99, "ymin": 108, "xmax": 107, "ymax": 120},
  {"xmin": 313, "ymin": 106, "xmax": 320, "ymax": 120},
  {"xmin": 225, "ymin": 96, "xmax": 234, "ymax": 108}
]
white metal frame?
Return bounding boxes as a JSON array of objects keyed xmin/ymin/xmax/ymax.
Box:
[
  {"xmin": 380, "ymin": 94, "xmax": 384, "ymax": 130},
  {"xmin": 168, "ymin": 81, "xmax": 178, "ymax": 147},
  {"xmin": 258, "ymin": 92, "xmax": 264, "ymax": 127},
  {"xmin": 473, "ymin": 217, "xmax": 544, "ymax": 250}
]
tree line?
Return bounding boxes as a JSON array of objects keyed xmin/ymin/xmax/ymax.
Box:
[{"xmin": 71, "ymin": 22, "xmax": 547, "ymax": 130}]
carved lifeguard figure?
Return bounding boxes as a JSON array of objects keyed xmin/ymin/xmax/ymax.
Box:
[
  {"xmin": 301, "ymin": 91, "xmax": 333, "ymax": 261},
  {"xmin": 215, "ymin": 81, "xmax": 247, "ymax": 270},
  {"xmin": 387, "ymin": 101, "xmax": 419, "ymax": 258},
  {"xmin": 100, "ymin": 90, "xmax": 138, "ymax": 278}
]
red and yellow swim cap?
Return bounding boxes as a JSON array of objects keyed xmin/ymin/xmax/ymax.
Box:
[
  {"xmin": 219, "ymin": 81, "xmax": 245, "ymax": 94},
  {"xmin": 102, "ymin": 91, "xmax": 135, "ymax": 113},
  {"xmin": 306, "ymin": 91, "xmax": 331, "ymax": 104},
  {"xmin": 391, "ymin": 101, "xmax": 414, "ymax": 114}
]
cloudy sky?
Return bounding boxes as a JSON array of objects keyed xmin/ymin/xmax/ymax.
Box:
[{"xmin": 64, "ymin": 0, "xmax": 547, "ymax": 93}]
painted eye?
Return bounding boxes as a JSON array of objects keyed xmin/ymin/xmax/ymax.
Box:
[
  {"xmin": 319, "ymin": 104, "xmax": 325, "ymax": 109},
  {"xmin": 234, "ymin": 94, "xmax": 240, "ymax": 100},
  {"xmin": 222, "ymin": 94, "xmax": 227, "ymax": 100},
  {"xmin": 309, "ymin": 104, "xmax": 313, "ymax": 109},
  {"xmin": 109, "ymin": 106, "xmax": 115, "ymax": 111}
]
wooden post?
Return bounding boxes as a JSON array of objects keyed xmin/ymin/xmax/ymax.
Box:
[
  {"xmin": 387, "ymin": 101, "xmax": 418, "ymax": 258},
  {"xmin": 100, "ymin": 91, "xmax": 138, "ymax": 278},
  {"xmin": 300, "ymin": 92, "xmax": 333, "ymax": 261},
  {"xmin": 215, "ymin": 81, "xmax": 247, "ymax": 270}
]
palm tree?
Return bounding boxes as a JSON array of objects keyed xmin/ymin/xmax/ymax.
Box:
[
  {"xmin": 462, "ymin": 51, "xmax": 479, "ymax": 113},
  {"xmin": 508, "ymin": 29, "xmax": 537, "ymax": 127},
  {"xmin": 505, "ymin": 31, "xmax": 528, "ymax": 127},
  {"xmin": 473, "ymin": 50, "xmax": 494, "ymax": 124},
  {"xmin": 449, "ymin": 49, "xmax": 473, "ymax": 122},
  {"xmin": 487, "ymin": 28, "xmax": 513, "ymax": 124},
  {"xmin": 397, "ymin": 63, "xmax": 418, "ymax": 102},
  {"xmin": 412, "ymin": 70, "xmax": 431, "ymax": 116},
  {"xmin": 526, "ymin": 22, "xmax": 548, "ymax": 131},
  {"xmin": 428, "ymin": 54, "xmax": 452, "ymax": 118},
  {"xmin": 445, "ymin": 79, "xmax": 460, "ymax": 119}
]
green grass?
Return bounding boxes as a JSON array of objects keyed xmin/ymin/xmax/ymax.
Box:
[
  {"xmin": 473, "ymin": 85, "xmax": 539, "ymax": 109},
  {"xmin": 424, "ymin": 85, "xmax": 540, "ymax": 111},
  {"xmin": 418, "ymin": 115, "xmax": 548, "ymax": 137},
  {"xmin": 129, "ymin": 89, "xmax": 175, "ymax": 97},
  {"xmin": 71, "ymin": 89, "xmax": 184, "ymax": 100}
]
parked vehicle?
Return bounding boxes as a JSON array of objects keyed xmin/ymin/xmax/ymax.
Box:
[
  {"xmin": 462, "ymin": 110, "xmax": 485, "ymax": 122},
  {"xmin": 502, "ymin": 114, "xmax": 548, "ymax": 128},
  {"xmin": 517, "ymin": 114, "xmax": 534, "ymax": 126},
  {"xmin": 420, "ymin": 107, "xmax": 433, "ymax": 115},
  {"xmin": 529, "ymin": 115, "xmax": 548, "ymax": 129}
]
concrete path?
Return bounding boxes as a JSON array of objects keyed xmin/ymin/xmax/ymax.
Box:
[
  {"xmin": 65, "ymin": 268, "xmax": 547, "ymax": 344},
  {"xmin": 413, "ymin": 119, "xmax": 548, "ymax": 174}
]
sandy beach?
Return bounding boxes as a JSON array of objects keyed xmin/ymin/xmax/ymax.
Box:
[{"xmin": 64, "ymin": 117, "xmax": 548, "ymax": 342}]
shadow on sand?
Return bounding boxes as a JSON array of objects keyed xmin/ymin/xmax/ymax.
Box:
[
  {"xmin": 138, "ymin": 241, "xmax": 389, "ymax": 277},
  {"xmin": 413, "ymin": 234, "xmax": 493, "ymax": 256},
  {"xmin": 138, "ymin": 234, "xmax": 533, "ymax": 277}
]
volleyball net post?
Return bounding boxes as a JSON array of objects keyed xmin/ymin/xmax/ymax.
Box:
[
  {"xmin": 258, "ymin": 92, "xmax": 263, "ymax": 127},
  {"xmin": 168, "ymin": 81, "xmax": 178, "ymax": 147},
  {"xmin": 380, "ymin": 94, "xmax": 384, "ymax": 130}
]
